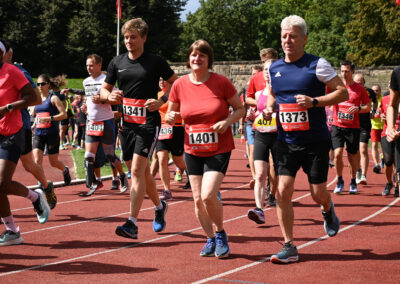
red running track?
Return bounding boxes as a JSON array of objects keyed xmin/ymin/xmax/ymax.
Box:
[{"xmin": 1, "ymin": 139, "xmax": 399, "ymax": 283}]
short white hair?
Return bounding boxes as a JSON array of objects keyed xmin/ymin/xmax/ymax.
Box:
[
  {"xmin": 0, "ymin": 41, "xmax": 5, "ymax": 55},
  {"xmin": 281, "ymin": 15, "xmax": 307, "ymax": 35}
]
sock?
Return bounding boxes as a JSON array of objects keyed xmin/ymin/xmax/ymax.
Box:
[
  {"xmin": 2, "ymin": 215, "xmax": 19, "ymax": 233},
  {"xmin": 26, "ymin": 190, "xmax": 39, "ymax": 202},
  {"xmin": 216, "ymin": 229, "xmax": 225, "ymax": 234},
  {"xmin": 97, "ymin": 178, "xmax": 102, "ymax": 183},
  {"xmin": 155, "ymin": 202, "xmax": 163, "ymax": 210},
  {"xmin": 338, "ymin": 176, "xmax": 343, "ymax": 183},
  {"xmin": 113, "ymin": 177, "xmax": 119, "ymax": 181},
  {"xmin": 128, "ymin": 216, "xmax": 137, "ymax": 225},
  {"xmin": 351, "ymin": 178, "xmax": 356, "ymax": 185},
  {"xmin": 63, "ymin": 167, "xmax": 68, "ymax": 174}
]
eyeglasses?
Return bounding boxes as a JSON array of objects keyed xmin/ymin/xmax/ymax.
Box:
[{"xmin": 37, "ymin": 82, "xmax": 48, "ymax": 86}]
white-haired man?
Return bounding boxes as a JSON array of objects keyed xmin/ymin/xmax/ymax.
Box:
[{"xmin": 264, "ymin": 15, "xmax": 348, "ymax": 263}]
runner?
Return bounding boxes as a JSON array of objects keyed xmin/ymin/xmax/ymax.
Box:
[
  {"xmin": 32, "ymin": 74, "xmax": 72, "ymax": 186},
  {"xmin": 332, "ymin": 61, "xmax": 370, "ymax": 194},
  {"xmin": 166, "ymin": 39, "xmax": 244, "ymax": 258},
  {"xmin": 247, "ymin": 58, "xmax": 278, "ymax": 224},
  {"xmin": 264, "ymin": 15, "xmax": 347, "ymax": 263},
  {"xmin": 0, "ymin": 40, "xmax": 50, "ymax": 246},
  {"xmin": 100, "ymin": 18, "xmax": 177, "ymax": 238},
  {"xmin": 369, "ymin": 84, "xmax": 384, "ymax": 174},
  {"xmin": 1, "ymin": 40, "xmax": 57, "ymax": 209}
]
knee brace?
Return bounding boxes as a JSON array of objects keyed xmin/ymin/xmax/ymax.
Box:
[{"xmin": 84, "ymin": 151, "xmax": 96, "ymax": 188}]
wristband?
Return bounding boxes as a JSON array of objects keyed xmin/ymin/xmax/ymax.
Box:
[
  {"xmin": 51, "ymin": 115, "xmax": 54, "ymax": 121},
  {"xmin": 358, "ymin": 106, "xmax": 362, "ymax": 111}
]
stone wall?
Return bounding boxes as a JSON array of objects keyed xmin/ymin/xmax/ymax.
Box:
[{"xmin": 170, "ymin": 61, "xmax": 396, "ymax": 93}]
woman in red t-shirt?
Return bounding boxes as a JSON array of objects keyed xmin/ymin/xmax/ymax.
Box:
[{"xmin": 166, "ymin": 39, "xmax": 244, "ymax": 258}]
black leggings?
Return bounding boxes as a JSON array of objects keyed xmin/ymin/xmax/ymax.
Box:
[
  {"xmin": 381, "ymin": 136, "xmax": 400, "ymax": 172},
  {"xmin": 77, "ymin": 125, "xmax": 86, "ymax": 146}
]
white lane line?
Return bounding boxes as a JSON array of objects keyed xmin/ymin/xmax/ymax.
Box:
[{"xmin": 192, "ymin": 197, "xmax": 400, "ymax": 284}]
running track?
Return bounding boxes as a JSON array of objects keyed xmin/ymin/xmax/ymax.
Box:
[{"xmin": 1, "ymin": 139, "xmax": 399, "ymax": 283}]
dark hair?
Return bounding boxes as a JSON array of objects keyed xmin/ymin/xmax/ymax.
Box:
[
  {"xmin": 253, "ymin": 65, "xmax": 263, "ymax": 72},
  {"xmin": 260, "ymin": 48, "xmax": 279, "ymax": 60},
  {"xmin": 340, "ymin": 60, "xmax": 355, "ymax": 71},
  {"xmin": 87, "ymin": 54, "xmax": 102, "ymax": 64},
  {"xmin": 186, "ymin": 39, "xmax": 214, "ymax": 69},
  {"xmin": 38, "ymin": 73, "xmax": 67, "ymax": 89}
]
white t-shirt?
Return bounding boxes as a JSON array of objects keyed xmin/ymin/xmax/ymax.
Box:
[{"xmin": 83, "ymin": 73, "xmax": 114, "ymax": 121}]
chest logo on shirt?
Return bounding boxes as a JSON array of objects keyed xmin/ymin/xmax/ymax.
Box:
[
  {"xmin": 275, "ymin": 72, "xmax": 281, "ymax": 77},
  {"xmin": 118, "ymin": 69, "xmax": 127, "ymax": 73}
]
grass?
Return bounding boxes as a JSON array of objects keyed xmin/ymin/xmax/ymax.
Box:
[
  {"xmin": 33, "ymin": 78, "xmax": 84, "ymax": 90},
  {"xmin": 71, "ymin": 148, "xmax": 128, "ymax": 179}
]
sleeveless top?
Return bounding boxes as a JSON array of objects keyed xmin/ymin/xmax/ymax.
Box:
[{"xmin": 34, "ymin": 92, "xmax": 59, "ymax": 135}]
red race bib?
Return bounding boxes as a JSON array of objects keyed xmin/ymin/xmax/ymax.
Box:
[
  {"xmin": 36, "ymin": 112, "xmax": 51, "ymax": 128},
  {"xmin": 123, "ymin": 98, "xmax": 146, "ymax": 124},
  {"xmin": 337, "ymin": 103, "xmax": 355, "ymax": 125},
  {"xmin": 158, "ymin": 123, "xmax": 173, "ymax": 140},
  {"xmin": 86, "ymin": 121, "xmax": 104, "ymax": 136},
  {"xmin": 188, "ymin": 124, "xmax": 219, "ymax": 153},
  {"xmin": 279, "ymin": 103, "xmax": 309, "ymax": 131}
]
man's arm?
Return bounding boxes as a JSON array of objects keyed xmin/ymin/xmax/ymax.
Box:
[
  {"xmin": 100, "ymin": 82, "xmax": 123, "ymax": 105},
  {"xmin": 386, "ymin": 89, "xmax": 400, "ymax": 142}
]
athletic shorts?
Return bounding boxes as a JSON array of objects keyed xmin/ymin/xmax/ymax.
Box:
[
  {"xmin": 94, "ymin": 143, "xmax": 107, "ymax": 168},
  {"xmin": 119, "ymin": 125, "xmax": 159, "ymax": 161},
  {"xmin": 253, "ymin": 130, "xmax": 277, "ymax": 165},
  {"xmin": 331, "ymin": 125, "xmax": 360, "ymax": 154},
  {"xmin": 381, "ymin": 136, "xmax": 400, "ymax": 168},
  {"xmin": 277, "ymin": 140, "xmax": 330, "ymax": 184},
  {"xmin": 184, "ymin": 152, "xmax": 231, "ymax": 176},
  {"xmin": 0, "ymin": 128, "xmax": 25, "ymax": 164},
  {"xmin": 33, "ymin": 133, "xmax": 60, "ymax": 155},
  {"xmin": 370, "ymin": 129, "xmax": 382, "ymax": 143},
  {"xmin": 21, "ymin": 128, "xmax": 32, "ymax": 155},
  {"xmin": 85, "ymin": 118, "xmax": 116, "ymax": 145},
  {"xmin": 246, "ymin": 124, "xmax": 255, "ymax": 146},
  {"xmin": 359, "ymin": 121, "xmax": 371, "ymax": 143},
  {"xmin": 60, "ymin": 118, "xmax": 70, "ymax": 126},
  {"xmin": 156, "ymin": 126, "xmax": 184, "ymax": 157}
]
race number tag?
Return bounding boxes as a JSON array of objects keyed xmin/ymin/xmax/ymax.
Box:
[
  {"xmin": 188, "ymin": 124, "xmax": 219, "ymax": 153},
  {"xmin": 337, "ymin": 103, "xmax": 354, "ymax": 125},
  {"xmin": 279, "ymin": 103, "xmax": 309, "ymax": 131},
  {"xmin": 253, "ymin": 113, "xmax": 277, "ymax": 133},
  {"xmin": 36, "ymin": 112, "xmax": 51, "ymax": 128},
  {"xmin": 158, "ymin": 124, "xmax": 173, "ymax": 140},
  {"xmin": 123, "ymin": 98, "xmax": 146, "ymax": 124},
  {"xmin": 374, "ymin": 109, "xmax": 381, "ymax": 119},
  {"xmin": 86, "ymin": 121, "xmax": 104, "ymax": 136}
]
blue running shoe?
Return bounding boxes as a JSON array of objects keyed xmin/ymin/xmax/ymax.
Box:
[
  {"xmin": 200, "ymin": 237, "xmax": 216, "ymax": 257},
  {"xmin": 33, "ymin": 189, "xmax": 50, "ymax": 224},
  {"xmin": 153, "ymin": 200, "xmax": 168, "ymax": 232},
  {"xmin": 0, "ymin": 230, "xmax": 24, "ymax": 246},
  {"xmin": 322, "ymin": 200, "xmax": 340, "ymax": 237},
  {"xmin": 271, "ymin": 242, "xmax": 298, "ymax": 264},
  {"xmin": 334, "ymin": 180, "xmax": 344, "ymax": 194},
  {"xmin": 349, "ymin": 182, "xmax": 358, "ymax": 194},
  {"xmin": 115, "ymin": 220, "xmax": 138, "ymax": 239},
  {"xmin": 127, "ymin": 171, "xmax": 131, "ymax": 179},
  {"xmin": 215, "ymin": 230, "xmax": 230, "ymax": 258}
]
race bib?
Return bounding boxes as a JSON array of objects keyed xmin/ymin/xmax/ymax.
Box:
[
  {"xmin": 337, "ymin": 104, "xmax": 354, "ymax": 125},
  {"xmin": 253, "ymin": 113, "xmax": 277, "ymax": 133},
  {"xmin": 374, "ymin": 109, "xmax": 381, "ymax": 119},
  {"xmin": 86, "ymin": 121, "xmax": 104, "ymax": 136},
  {"xmin": 123, "ymin": 98, "xmax": 146, "ymax": 124},
  {"xmin": 188, "ymin": 124, "xmax": 219, "ymax": 153},
  {"xmin": 158, "ymin": 124, "xmax": 173, "ymax": 140},
  {"xmin": 36, "ymin": 112, "xmax": 51, "ymax": 129},
  {"xmin": 279, "ymin": 103, "xmax": 309, "ymax": 131}
]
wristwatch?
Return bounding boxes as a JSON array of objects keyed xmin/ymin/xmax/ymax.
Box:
[
  {"xmin": 6, "ymin": 104, "xmax": 13, "ymax": 112},
  {"xmin": 312, "ymin": 98, "xmax": 318, "ymax": 107},
  {"xmin": 161, "ymin": 95, "xmax": 168, "ymax": 103}
]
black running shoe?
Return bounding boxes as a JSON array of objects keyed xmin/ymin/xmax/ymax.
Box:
[
  {"xmin": 394, "ymin": 186, "xmax": 399, "ymax": 198},
  {"xmin": 182, "ymin": 180, "xmax": 191, "ymax": 189},
  {"xmin": 43, "ymin": 181, "xmax": 57, "ymax": 209},
  {"xmin": 63, "ymin": 166, "xmax": 71, "ymax": 186},
  {"xmin": 266, "ymin": 194, "xmax": 276, "ymax": 207},
  {"xmin": 382, "ymin": 182, "xmax": 393, "ymax": 196},
  {"xmin": 115, "ymin": 220, "xmax": 138, "ymax": 239},
  {"xmin": 110, "ymin": 179, "xmax": 119, "ymax": 190}
]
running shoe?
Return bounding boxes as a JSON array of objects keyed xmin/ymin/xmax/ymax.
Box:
[
  {"xmin": 43, "ymin": 181, "xmax": 57, "ymax": 210},
  {"xmin": 247, "ymin": 208, "xmax": 265, "ymax": 224},
  {"xmin": 159, "ymin": 190, "xmax": 173, "ymax": 201},
  {"xmin": 182, "ymin": 180, "xmax": 191, "ymax": 189},
  {"xmin": 115, "ymin": 219, "xmax": 138, "ymax": 239},
  {"xmin": 32, "ymin": 189, "xmax": 50, "ymax": 224},
  {"xmin": 373, "ymin": 165, "xmax": 381, "ymax": 174},
  {"xmin": 329, "ymin": 160, "xmax": 335, "ymax": 168},
  {"xmin": 271, "ymin": 242, "xmax": 299, "ymax": 264},
  {"xmin": 356, "ymin": 169, "xmax": 362, "ymax": 184},
  {"xmin": 95, "ymin": 180, "xmax": 104, "ymax": 190},
  {"xmin": 349, "ymin": 183, "xmax": 358, "ymax": 194},
  {"xmin": 168, "ymin": 158, "xmax": 174, "ymax": 165},
  {"xmin": 174, "ymin": 170, "xmax": 182, "ymax": 182},
  {"xmin": 265, "ymin": 194, "xmax": 276, "ymax": 207},
  {"xmin": 394, "ymin": 186, "xmax": 399, "ymax": 197},
  {"xmin": 217, "ymin": 191, "xmax": 222, "ymax": 203},
  {"xmin": 200, "ymin": 237, "xmax": 216, "ymax": 257},
  {"xmin": 110, "ymin": 179, "xmax": 120, "ymax": 190},
  {"xmin": 382, "ymin": 182, "xmax": 393, "ymax": 196},
  {"xmin": 333, "ymin": 180, "xmax": 344, "ymax": 194},
  {"xmin": 127, "ymin": 171, "xmax": 131, "ymax": 179},
  {"xmin": 322, "ymin": 200, "xmax": 340, "ymax": 237},
  {"xmin": 215, "ymin": 230, "xmax": 230, "ymax": 258},
  {"xmin": 0, "ymin": 230, "xmax": 24, "ymax": 246},
  {"xmin": 249, "ymin": 179, "xmax": 255, "ymax": 189},
  {"xmin": 59, "ymin": 145, "xmax": 66, "ymax": 150},
  {"xmin": 119, "ymin": 173, "xmax": 129, "ymax": 193},
  {"xmin": 153, "ymin": 200, "xmax": 168, "ymax": 232},
  {"xmin": 359, "ymin": 174, "xmax": 367, "ymax": 185},
  {"xmin": 63, "ymin": 166, "xmax": 71, "ymax": 186}
]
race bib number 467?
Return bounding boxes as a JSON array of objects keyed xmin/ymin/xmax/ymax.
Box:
[
  {"xmin": 188, "ymin": 124, "xmax": 219, "ymax": 153},
  {"xmin": 123, "ymin": 98, "xmax": 146, "ymax": 124},
  {"xmin": 279, "ymin": 103, "xmax": 309, "ymax": 131}
]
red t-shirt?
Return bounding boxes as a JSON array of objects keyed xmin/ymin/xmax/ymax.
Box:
[
  {"xmin": 0, "ymin": 63, "xmax": 28, "ymax": 136},
  {"xmin": 169, "ymin": 73, "xmax": 237, "ymax": 156},
  {"xmin": 246, "ymin": 71, "xmax": 265, "ymax": 99},
  {"xmin": 332, "ymin": 82, "xmax": 370, "ymax": 129},
  {"xmin": 380, "ymin": 95, "xmax": 400, "ymax": 137}
]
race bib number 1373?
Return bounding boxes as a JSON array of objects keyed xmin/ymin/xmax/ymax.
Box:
[{"xmin": 279, "ymin": 103, "xmax": 309, "ymax": 131}]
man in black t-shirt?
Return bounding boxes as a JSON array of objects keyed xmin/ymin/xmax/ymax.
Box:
[{"xmin": 100, "ymin": 18, "xmax": 177, "ymax": 239}]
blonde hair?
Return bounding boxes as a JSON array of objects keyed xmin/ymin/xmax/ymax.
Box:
[{"xmin": 121, "ymin": 18, "xmax": 148, "ymax": 37}]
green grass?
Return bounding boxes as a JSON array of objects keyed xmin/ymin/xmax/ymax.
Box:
[
  {"xmin": 71, "ymin": 148, "xmax": 128, "ymax": 179},
  {"xmin": 65, "ymin": 78, "xmax": 84, "ymax": 90}
]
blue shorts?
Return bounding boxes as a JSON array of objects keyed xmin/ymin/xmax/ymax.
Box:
[
  {"xmin": 0, "ymin": 128, "xmax": 25, "ymax": 164},
  {"xmin": 246, "ymin": 124, "xmax": 255, "ymax": 146}
]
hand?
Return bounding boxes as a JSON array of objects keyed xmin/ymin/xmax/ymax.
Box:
[
  {"xmin": 347, "ymin": 106, "xmax": 359, "ymax": 114},
  {"xmin": 0, "ymin": 106, "xmax": 8, "ymax": 119},
  {"xmin": 91, "ymin": 94, "xmax": 101, "ymax": 104},
  {"xmin": 238, "ymin": 124, "xmax": 243, "ymax": 134},
  {"xmin": 144, "ymin": 98, "xmax": 163, "ymax": 112},
  {"xmin": 212, "ymin": 120, "xmax": 229, "ymax": 134},
  {"xmin": 165, "ymin": 111, "xmax": 180, "ymax": 125},
  {"xmin": 107, "ymin": 90, "xmax": 123, "ymax": 104},
  {"xmin": 81, "ymin": 103, "xmax": 87, "ymax": 114},
  {"xmin": 294, "ymin": 94, "xmax": 312, "ymax": 108},
  {"xmin": 262, "ymin": 107, "xmax": 274, "ymax": 121},
  {"xmin": 61, "ymin": 88, "xmax": 69, "ymax": 95},
  {"xmin": 386, "ymin": 126, "xmax": 400, "ymax": 142},
  {"xmin": 381, "ymin": 113, "xmax": 386, "ymax": 121},
  {"xmin": 247, "ymin": 107, "xmax": 256, "ymax": 121}
]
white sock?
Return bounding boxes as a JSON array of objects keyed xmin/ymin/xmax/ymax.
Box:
[
  {"xmin": 128, "ymin": 216, "xmax": 137, "ymax": 225},
  {"xmin": 2, "ymin": 215, "xmax": 19, "ymax": 233},
  {"xmin": 26, "ymin": 190, "xmax": 39, "ymax": 202}
]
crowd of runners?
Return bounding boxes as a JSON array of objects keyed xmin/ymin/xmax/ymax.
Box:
[{"xmin": 1, "ymin": 15, "xmax": 399, "ymax": 264}]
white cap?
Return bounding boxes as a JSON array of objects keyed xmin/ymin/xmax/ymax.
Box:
[{"xmin": 0, "ymin": 41, "xmax": 5, "ymax": 55}]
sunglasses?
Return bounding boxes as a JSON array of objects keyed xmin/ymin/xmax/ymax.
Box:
[{"xmin": 37, "ymin": 82, "xmax": 48, "ymax": 86}]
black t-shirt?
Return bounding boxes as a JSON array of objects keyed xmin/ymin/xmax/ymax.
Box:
[
  {"xmin": 105, "ymin": 52, "xmax": 174, "ymax": 129},
  {"xmin": 390, "ymin": 66, "xmax": 400, "ymax": 92},
  {"xmin": 359, "ymin": 87, "xmax": 377, "ymax": 123}
]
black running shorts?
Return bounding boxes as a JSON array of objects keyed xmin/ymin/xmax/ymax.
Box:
[
  {"xmin": 33, "ymin": 132, "xmax": 60, "ymax": 155},
  {"xmin": 119, "ymin": 125, "xmax": 158, "ymax": 161},
  {"xmin": 184, "ymin": 152, "xmax": 231, "ymax": 176},
  {"xmin": 156, "ymin": 126, "xmax": 184, "ymax": 157},
  {"xmin": 331, "ymin": 125, "xmax": 360, "ymax": 154}
]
